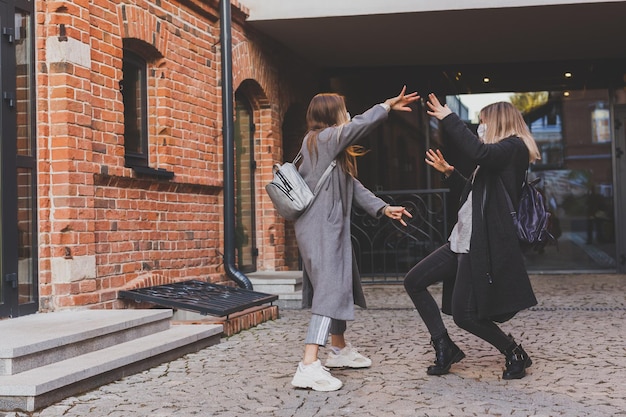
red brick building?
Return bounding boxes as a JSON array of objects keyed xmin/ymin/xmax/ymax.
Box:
[
  {"xmin": 1, "ymin": 0, "xmax": 318, "ymax": 317},
  {"xmin": 3, "ymin": 0, "xmax": 626, "ymax": 318}
]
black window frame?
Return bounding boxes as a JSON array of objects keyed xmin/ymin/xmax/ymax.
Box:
[{"xmin": 121, "ymin": 50, "xmax": 149, "ymax": 169}]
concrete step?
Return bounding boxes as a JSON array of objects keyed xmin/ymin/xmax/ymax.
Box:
[
  {"xmin": 0, "ymin": 323, "xmax": 222, "ymax": 412},
  {"xmin": 0, "ymin": 310, "xmax": 172, "ymax": 376},
  {"xmin": 248, "ymin": 271, "xmax": 302, "ymax": 293},
  {"xmin": 272, "ymin": 291, "xmax": 303, "ymax": 310},
  {"xmin": 248, "ymin": 271, "xmax": 303, "ymax": 309}
]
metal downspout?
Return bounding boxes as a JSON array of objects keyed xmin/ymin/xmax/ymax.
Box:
[{"xmin": 220, "ymin": 0, "xmax": 253, "ymax": 290}]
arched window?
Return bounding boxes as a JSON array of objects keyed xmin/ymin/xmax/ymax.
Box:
[{"xmin": 234, "ymin": 91, "xmax": 257, "ymax": 272}]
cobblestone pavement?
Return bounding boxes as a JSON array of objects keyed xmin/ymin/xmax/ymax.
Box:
[{"xmin": 13, "ymin": 274, "xmax": 626, "ymax": 417}]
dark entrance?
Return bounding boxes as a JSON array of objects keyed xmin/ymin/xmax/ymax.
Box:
[
  {"xmin": 1, "ymin": 0, "xmax": 37, "ymax": 317},
  {"xmin": 326, "ymin": 60, "xmax": 625, "ymax": 276},
  {"xmin": 234, "ymin": 92, "xmax": 257, "ymax": 273}
]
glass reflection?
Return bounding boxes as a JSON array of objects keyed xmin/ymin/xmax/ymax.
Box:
[
  {"xmin": 451, "ymin": 90, "xmax": 616, "ymax": 272},
  {"xmin": 17, "ymin": 168, "xmax": 34, "ymax": 303},
  {"xmin": 15, "ymin": 10, "xmax": 32, "ymax": 156}
]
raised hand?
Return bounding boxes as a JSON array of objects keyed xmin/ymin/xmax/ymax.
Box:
[
  {"xmin": 385, "ymin": 86, "xmax": 420, "ymax": 112},
  {"xmin": 426, "ymin": 93, "xmax": 452, "ymax": 120},
  {"xmin": 425, "ymin": 148, "xmax": 454, "ymax": 176}
]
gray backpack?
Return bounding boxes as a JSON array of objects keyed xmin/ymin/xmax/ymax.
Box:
[{"xmin": 265, "ymin": 154, "xmax": 335, "ymax": 221}]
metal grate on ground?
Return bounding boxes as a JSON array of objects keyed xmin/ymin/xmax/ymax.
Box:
[{"xmin": 119, "ymin": 280, "xmax": 278, "ymax": 317}]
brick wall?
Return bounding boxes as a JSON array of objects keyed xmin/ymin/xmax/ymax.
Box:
[{"xmin": 36, "ymin": 0, "xmax": 319, "ymax": 310}]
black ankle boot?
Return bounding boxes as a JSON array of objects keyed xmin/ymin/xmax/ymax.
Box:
[
  {"xmin": 427, "ymin": 332, "xmax": 465, "ymax": 375},
  {"xmin": 502, "ymin": 343, "xmax": 532, "ymax": 380}
]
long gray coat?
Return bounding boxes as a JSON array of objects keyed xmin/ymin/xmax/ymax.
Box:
[{"xmin": 295, "ymin": 105, "xmax": 389, "ymax": 321}]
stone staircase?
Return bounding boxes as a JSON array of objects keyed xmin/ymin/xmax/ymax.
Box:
[
  {"xmin": 0, "ymin": 309, "xmax": 222, "ymax": 412},
  {"xmin": 248, "ymin": 271, "xmax": 303, "ymax": 309}
]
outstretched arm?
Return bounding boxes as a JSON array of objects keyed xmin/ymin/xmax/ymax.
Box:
[
  {"xmin": 352, "ymin": 178, "xmax": 412, "ymax": 226},
  {"xmin": 326, "ymin": 86, "xmax": 420, "ymax": 158}
]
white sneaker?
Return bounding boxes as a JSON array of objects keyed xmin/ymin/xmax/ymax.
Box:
[
  {"xmin": 325, "ymin": 343, "xmax": 372, "ymax": 368},
  {"xmin": 291, "ymin": 360, "xmax": 343, "ymax": 391}
]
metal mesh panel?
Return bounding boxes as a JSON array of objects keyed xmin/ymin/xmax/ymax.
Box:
[{"xmin": 119, "ymin": 280, "xmax": 278, "ymax": 316}]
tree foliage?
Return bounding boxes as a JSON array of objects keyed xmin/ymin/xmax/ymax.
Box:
[{"xmin": 510, "ymin": 92, "xmax": 549, "ymax": 114}]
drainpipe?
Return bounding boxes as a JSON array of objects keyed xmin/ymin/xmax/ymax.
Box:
[{"xmin": 220, "ymin": 0, "xmax": 253, "ymax": 290}]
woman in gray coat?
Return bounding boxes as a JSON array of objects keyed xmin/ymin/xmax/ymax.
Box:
[
  {"xmin": 403, "ymin": 95, "xmax": 540, "ymax": 380},
  {"xmin": 291, "ymin": 87, "xmax": 418, "ymax": 392}
]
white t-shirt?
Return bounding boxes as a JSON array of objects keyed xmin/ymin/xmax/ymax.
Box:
[
  {"xmin": 448, "ymin": 166, "xmax": 480, "ymax": 254},
  {"xmin": 449, "ymin": 190, "xmax": 472, "ymax": 254}
]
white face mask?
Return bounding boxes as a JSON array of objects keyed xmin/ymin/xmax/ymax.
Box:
[{"xmin": 477, "ymin": 123, "xmax": 487, "ymax": 140}]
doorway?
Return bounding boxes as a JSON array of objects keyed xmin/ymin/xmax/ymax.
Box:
[
  {"xmin": 444, "ymin": 90, "xmax": 618, "ymax": 273},
  {"xmin": 445, "ymin": 91, "xmax": 618, "ymax": 272},
  {"xmin": 1, "ymin": 0, "xmax": 37, "ymax": 317},
  {"xmin": 233, "ymin": 91, "xmax": 257, "ymax": 273}
]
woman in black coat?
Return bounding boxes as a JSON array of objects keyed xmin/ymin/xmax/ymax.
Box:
[{"xmin": 403, "ymin": 94, "xmax": 541, "ymax": 380}]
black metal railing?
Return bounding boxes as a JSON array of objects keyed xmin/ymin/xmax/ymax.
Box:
[{"xmin": 352, "ymin": 189, "xmax": 450, "ymax": 283}]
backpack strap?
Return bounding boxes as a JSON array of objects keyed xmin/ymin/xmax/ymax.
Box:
[
  {"xmin": 296, "ymin": 124, "xmax": 344, "ymax": 195},
  {"xmin": 482, "ymin": 181, "xmax": 494, "ymax": 285},
  {"xmin": 291, "ymin": 150, "xmax": 335, "ymax": 197},
  {"xmin": 499, "ymin": 176, "xmax": 516, "ymax": 217},
  {"xmin": 313, "ymin": 161, "xmax": 336, "ymax": 195}
]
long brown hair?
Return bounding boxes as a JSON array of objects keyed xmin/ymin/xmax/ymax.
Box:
[
  {"xmin": 479, "ymin": 101, "xmax": 541, "ymax": 163},
  {"xmin": 305, "ymin": 93, "xmax": 367, "ymax": 177}
]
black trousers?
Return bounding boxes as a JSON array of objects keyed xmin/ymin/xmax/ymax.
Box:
[{"xmin": 403, "ymin": 243, "xmax": 513, "ymax": 352}]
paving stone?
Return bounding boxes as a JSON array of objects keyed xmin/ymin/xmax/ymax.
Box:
[{"xmin": 21, "ymin": 274, "xmax": 626, "ymax": 417}]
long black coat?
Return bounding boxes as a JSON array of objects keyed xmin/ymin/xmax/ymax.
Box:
[{"xmin": 440, "ymin": 114, "xmax": 537, "ymax": 321}]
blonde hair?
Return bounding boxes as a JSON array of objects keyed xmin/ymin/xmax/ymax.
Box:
[
  {"xmin": 305, "ymin": 93, "xmax": 367, "ymax": 177},
  {"xmin": 479, "ymin": 102, "xmax": 541, "ymax": 163}
]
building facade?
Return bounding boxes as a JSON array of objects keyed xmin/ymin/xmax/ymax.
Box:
[
  {"xmin": 1, "ymin": 0, "xmax": 320, "ymax": 317},
  {"xmin": 1, "ymin": 0, "xmax": 625, "ymax": 317},
  {"xmin": 239, "ymin": 0, "xmax": 626, "ymax": 277}
]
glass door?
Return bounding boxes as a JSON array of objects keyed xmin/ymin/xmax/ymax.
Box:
[
  {"xmin": 1, "ymin": 1, "xmax": 37, "ymax": 317},
  {"xmin": 613, "ymin": 101, "xmax": 626, "ymax": 273},
  {"xmin": 523, "ymin": 89, "xmax": 617, "ymax": 272},
  {"xmin": 0, "ymin": 0, "xmax": 5, "ymax": 316},
  {"xmin": 443, "ymin": 90, "xmax": 618, "ymax": 273}
]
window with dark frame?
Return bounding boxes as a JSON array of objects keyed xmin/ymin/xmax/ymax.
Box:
[{"xmin": 122, "ymin": 50, "xmax": 148, "ymax": 168}]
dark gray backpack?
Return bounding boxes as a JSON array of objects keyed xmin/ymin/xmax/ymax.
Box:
[{"xmin": 501, "ymin": 175, "xmax": 557, "ymax": 251}]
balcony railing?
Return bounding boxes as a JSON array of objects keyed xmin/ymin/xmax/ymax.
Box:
[{"xmin": 352, "ymin": 189, "xmax": 450, "ymax": 283}]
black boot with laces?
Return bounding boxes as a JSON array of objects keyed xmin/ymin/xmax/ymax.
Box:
[{"xmin": 427, "ymin": 332, "xmax": 466, "ymax": 376}]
